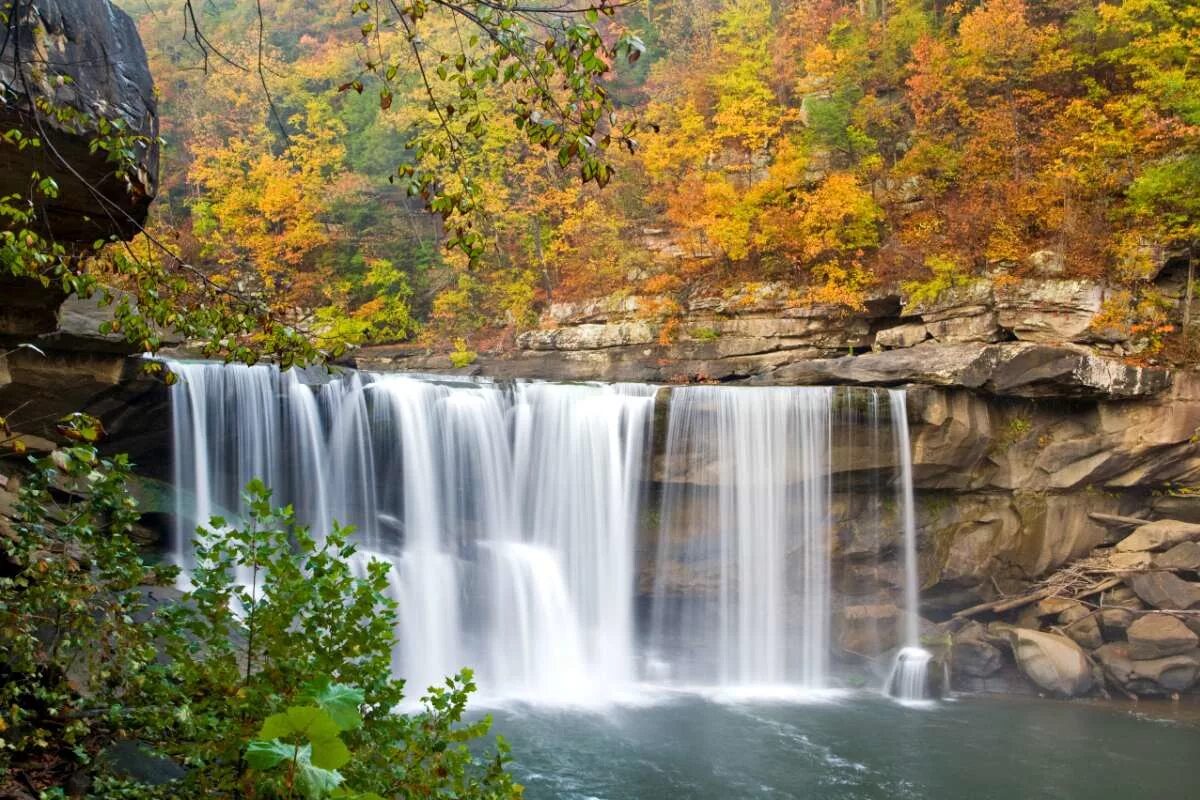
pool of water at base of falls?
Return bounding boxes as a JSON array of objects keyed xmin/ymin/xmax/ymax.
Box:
[{"xmin": 477, "ymin": 692, "xmax": 1200, "ymax": 800}]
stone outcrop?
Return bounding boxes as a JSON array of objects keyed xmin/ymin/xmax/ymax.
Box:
[
  {"xmin": 355, "ymin": 279, "xmax": 1171, "ymax": 397},
  {"xmin": 0, "ymin": 0, "xmax": 158, "ymax": 240},
  {"xmin": 942, "ymin": 519, "xmax": 1200, "ymax": 698},
  {"xmin": 1008, "ymin": 629, "xmax": 1094, "ymax": 696},
  {"xmin": 1126, "ymin": 614, "xmax": 1199, "ymax": 660},
  {"xmin": 0, "ymin": 0, "xmax": 164, "ymax": 471},
  {"xmin": 1116, "ymin": 520, "xmax": 1200, "ymax": 553}
]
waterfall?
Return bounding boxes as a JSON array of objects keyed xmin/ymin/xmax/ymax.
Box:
[
  {"xmin": 648, "ymin": 387, "xmax": 834, "ymax": 688},
  {"xmin": 884, "ymin": 388, "xmax": 934, "ymax": 701},
  {"xmin": 168, "ymin": 362, "xmax": 654, "ymax": 701},
  {"xmin": 168, "ymin": 363, "xmax": 927, "ymax": 702}
]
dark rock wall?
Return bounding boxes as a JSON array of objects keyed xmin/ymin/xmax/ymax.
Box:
[{"xmin": 0, "ymin": 0, "xmax": 158, "ymax": 240}]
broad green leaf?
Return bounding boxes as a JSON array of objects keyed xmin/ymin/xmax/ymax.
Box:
[
  {"xmin": 258, "ymin": 705, "xmax": 340, "ymax": 743},
  {"xmin": 308, "ymin": 682, "xmax": 364, "ymax": 731},
  {"xmin": 310, "ymin": 735, "xmax": 351, "ymax": 770},
  {"xmin": 245, "ymin": 739, "xmax": 294, "ymax": 770},
  {"xmin": 259, "ymin": 712, "xmax": 293, "ymax": 741},
  {"xmin": 294, "ymin": 745, "xmax": 344, "ymax": 800}
]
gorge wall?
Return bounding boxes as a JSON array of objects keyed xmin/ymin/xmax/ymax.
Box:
[{"xmin": 1, "ymin": 0, "xmax": 1198, "ymax": 702}]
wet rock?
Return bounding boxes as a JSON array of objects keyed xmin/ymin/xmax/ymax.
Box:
[
  {"xmin": 1128, "ymin": 572, "xmax": 1200, "ymax": 610},
  {"xmin": 951, "ymin": 622, "xmax": 1004, "ymax": 678},
  {"xmin": 836, "ymin": 603, "xmax": 902, "ymax": 657},
  {"xmin": 1155, "ymin": 541, "xmax": 1200, "ymax": 571},
  {"xmin": 1127, "ymin": 614, "xmax": 1199, "ymax": 659},
  {"xmin": 1010, "ymin": 628, "xmax": 1094, "ymax": 696},
  {"xmin": 1116, "ymin": 519, "xmax": 1200, "ymax": 552},
  {"xmin": 1094, "ymin": 643, "xmax": 1200, "ymax": 696}
]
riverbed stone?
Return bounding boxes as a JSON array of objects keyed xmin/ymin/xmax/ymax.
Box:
[
  {"xmin": 1095, "ymin": 643, "xmax": 1200, "ymax": 696},
  {"xmin": 1155, "ymin": 541, "xmax": 1200, "ymax": 571},
  {"xmin": 1010, "ymin": 628, "xmax": 1094, "ymax": 696},
  {"xmin": 1128, "ymin": 572, "xmax": 1200, "ymax": 610},
  {"xmin": 1116, "ymin": 519, "xmax": 1200, "ymax": 552},
  {"xmin": 1127, "ymin": 614, "xmax": 1199, "ymax": 659},
  {"xmin": 951, "ymin": 622, "xmax": 1005, "ymax": 678}
]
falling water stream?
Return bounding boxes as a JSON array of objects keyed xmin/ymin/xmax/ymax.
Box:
[
  {"xmin": 168, "ymin": 362, "xmax": 927, "ymax": 701},
  {"xmin": 165, "ymin": 362, "xmax": 1200, "ymax": 798}
]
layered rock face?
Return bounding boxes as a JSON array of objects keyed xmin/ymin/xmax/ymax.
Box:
[
  {"xmin": 356, "ymin": 274, "xmax": 1200, "ymax": 699},
  {"xmin": 0, "ymin": 0, "xmax": 165, "ymax": 469},
  {"xmin": 356, "ymin": 279, "xmax": 1169, "ymax": 389}
]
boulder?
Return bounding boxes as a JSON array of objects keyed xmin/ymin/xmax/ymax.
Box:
[
  {"xmin": 951, "ymin": 623, "xmax": 1005, "ymax": 677},
  {"xmin": 1128, "ymin": 572, "xmax": 1200, "ymax": 610},
  {"xmin": 1102, "ymin": 585, "xmax": 1143, "ymax": 609},
  {"xmin": 1098, "ymin": 607, "xmax": 1135, "ymax": 641},
  {"xmin": 1116, "ymin": 519, "xmax": 1200, "ymax": 552},
  {"xmin": 1026, "ymin": 250, "xmax": 1065, "ymax": 277},
  {"xmin": 1009, "ymin": 628, "xmax": 1094, "ymax": 696},
  {"xmin": 1126, "ymin": 614, "xmax": 1199, "ymax": 659},
  {"xmin": 876, "ymin": 322, "xmax": 928, "ymax": 349},
  {"xmin": 995, "ymin": 280, "xmax": 1103, "ymax": 343},
  {"xmin": 1155, "ymin": 541, "xmax": 1200, "ymax": 571},
  {"xmin": 1058, "ymin": 605, "xmax": 1104, "ymax": 650},
  {"xmin": 98, "ymin": 740, "xmax": 185, "ymax": 786},
  {"xmin": 1095, "ymin": 643, "xmax": 1200, "ymax": 696},
  {"xmin": 0, "ymin": 0, "xmax": 158, "ymax": 241}
]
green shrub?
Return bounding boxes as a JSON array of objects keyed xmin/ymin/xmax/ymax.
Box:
[{"xmin": 0, "ymin": 454, "xmax": 518, "ymax": 799}]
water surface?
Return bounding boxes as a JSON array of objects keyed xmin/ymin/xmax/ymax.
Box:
[{"xmin": 486, "ymin": 693, "xmax": 1200, "ymax": 799}]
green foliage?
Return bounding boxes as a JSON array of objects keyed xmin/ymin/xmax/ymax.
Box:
[
  {"xmin": 450, "ymin": 337, "xmax": 479, "ymax": 368},
  {"xmin": 0, "ymin": 458, "xmax": 518, "ymax": 797},
  {"xmin": 0, "ymin": 439, "xmax": 172, "ymax": 757},
  {"xmin": 902, "ymin": 256, "xmax": 971, "ymax": 307}
]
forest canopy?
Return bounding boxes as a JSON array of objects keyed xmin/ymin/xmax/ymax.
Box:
[{"xmin": 122, "ymin": 0, "xmax": 1200, "ymax": 356}]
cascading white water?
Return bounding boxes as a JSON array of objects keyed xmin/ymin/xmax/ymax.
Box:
[
  {"xmin": 168, "ymin": 364, "xmax": 927, "ymax": 702},
  {"xmin": 168, "ymin": 362, "xmax": 654, "ymax": 701},
  {"xmin": 648, "ymin": 387, "xmax": 835, "ymax": 689},
  {"xmin": 884, "ymin": 388, "xmax": 934, "ymax": 701}
]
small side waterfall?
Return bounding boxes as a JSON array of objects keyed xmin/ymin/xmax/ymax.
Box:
[
  {"xmin": 884, "ymin": 389, "xmax": 935, "ymax": 701},
  {"xmin": 168, "ymin": 363, "xmax": 928, "ymax": 702}
]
